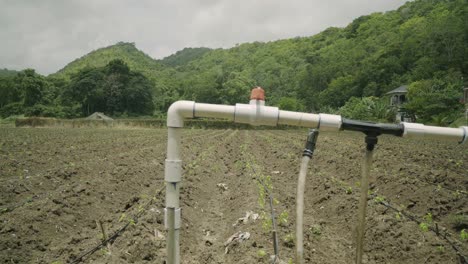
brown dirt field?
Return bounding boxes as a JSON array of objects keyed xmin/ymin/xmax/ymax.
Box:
[{"xmin": 0, "ymin": 126, "xmax": 467, "ymax": 264}]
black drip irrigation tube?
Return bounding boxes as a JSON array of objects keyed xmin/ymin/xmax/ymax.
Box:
[{"xmin": 248, "ymin": 162, "xmax": 280, "ymax": 264}]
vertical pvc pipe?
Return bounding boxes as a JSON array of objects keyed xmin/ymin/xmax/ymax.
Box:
[
  {"xmin": 355, "ymin": 147, "xmax": 374, "ymax": 264},
  {"xmin": 166, "ymin": 127, "xmax": 182, "ymax": 264}
]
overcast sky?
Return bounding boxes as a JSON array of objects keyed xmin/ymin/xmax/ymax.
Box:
[{"xmin": 1, "ymin": 0, "xmax": 409, "ymax": 75}]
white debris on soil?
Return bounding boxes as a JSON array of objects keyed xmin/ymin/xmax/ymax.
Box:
[
  {"xmin": 153, "ymin": 229, "xmax": 165, "ymax": 240},
  {"xmin": 216, "ymin": 183, "xmax": 228, "ymax": 191},
  {"xmin": 233, "ymin": 211, "xmax": 259, "ymax": 226},
  {"xmin": 224, "ymin": 231, "xmax": 250, "ymax": 254}
]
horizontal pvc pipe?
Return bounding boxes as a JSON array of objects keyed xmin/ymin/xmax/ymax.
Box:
[
  {"xmin": 235, "ymin": 102, "xmax": 279, "ymax": 126},
  {"xmin": 194, "ymin": 103, "xmax": 235, "ymax": 120},
  {"xmin": 278, "ymin": 110, "xmax": 320, "ymax": 128},
  {"xmin": 403, "ymin": 122, "xmax": 467, "ymax": 143}
]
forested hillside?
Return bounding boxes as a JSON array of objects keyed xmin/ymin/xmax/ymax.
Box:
[
  {"xmin": 160, "ymin": 47, "xmax": 212, "ymax": 67},
  {"xmin": 52, "ymin": 42, "xmax": 164, "ymax": 81},
  {"xmin": 164, "ymin": 0, "xmax": 466, "ymax": 123},
  {"xmin": 0, "ymin": 0, "xmax": 466, "ymax": 124},
  {"xmin": 0, "ymin": 69, "xmax": 19, "ymax": 77}
]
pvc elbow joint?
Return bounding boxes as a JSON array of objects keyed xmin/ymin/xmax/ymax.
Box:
[{"xmin": 167, "ymin": 101, "xmax": 195, "ymax": 128}]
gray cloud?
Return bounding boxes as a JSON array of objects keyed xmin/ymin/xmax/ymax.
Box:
[{"xmin": 0, "ymin": 0, "xmax": 409, "ymax": 75}]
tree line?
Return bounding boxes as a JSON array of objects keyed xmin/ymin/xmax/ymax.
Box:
[{"xmin": 0, "ymin": 60, "xmax": 154, "ymax": 118}]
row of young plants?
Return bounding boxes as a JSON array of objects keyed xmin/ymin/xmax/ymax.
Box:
[{"xmin": 237, "ymin": 131, "xmax": 296, "ymax": 263}]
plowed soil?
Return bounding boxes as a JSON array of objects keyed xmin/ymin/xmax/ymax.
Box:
[{"xmin": 0, "ymin": 126, "xmax": 467, "ymax": 264}]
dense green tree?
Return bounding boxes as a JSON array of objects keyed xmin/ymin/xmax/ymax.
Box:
[
  {"xmin": 62, "ymin": 59, "xmax": 154, "ymax": 117},
  {"xmin": 0, "ymin": 76, "xmax": 19, "ymax": 108},
  {"xmin": 277, "ymin": 97, "xmax": 305, "ymax": 112},
  {"xmin": 17, "ymin": 69, "xmax": 49, "ymax": 107},
  {"xmin": 63, "ymin": 67, "xmax": 105, "ymax": 116},
  {"xmin": 405, "ymin": 71, "xmax": 464, "ymax": 125}
]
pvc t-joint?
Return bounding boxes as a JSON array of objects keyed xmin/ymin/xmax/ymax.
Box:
[
  {"xmin": 341, "ymin": 118, "xmax": 404, "ymax": 137},
  {"xmin": 303, "ymin": 129, "xmax": 319, "ymax": 157},
  {"xmin": 364, "ymin": 133, "xmax": 378, "ymax": 151}
]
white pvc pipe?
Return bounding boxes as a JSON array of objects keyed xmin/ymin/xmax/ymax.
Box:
[
  {"xmin": 194, "ymin": 103, "xmax": 235, "ymax": 120},
  {"xmin": 278, "ymin": 110, "xmax": 320, "ymax": 128},
  {"xmin": 403, "ymin": 122, "xmax": 468, "ymax": 143},
  {"xmin": 165, "ymin": 127, "xmax": 182, "ymax": 264}
]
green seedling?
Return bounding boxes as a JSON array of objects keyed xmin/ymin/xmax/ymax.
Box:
[
  {"xmin": 424, "ymin": 213, "xmax": 433, "ymax": 224},
  {"xmin": 119, "ymin": 213, "xmax": 126, "ymax": 222},
  {"xmin": 374, "ymin": 196, "xmax": 385, "ymax": 203},
  {"xmin": 419, "ymin": 213, "xmax": 433, "ymax": 232},
  {"xmin": 452, "ymin": 190, "xmax": 462, "ymax": 200},
  {"xmin": 257, "ymin": 249, "xmax": 267, "ymax": 258},
  {"xmin": 262, "ymin": 216, "xmax": 272, "ymax": 232},
  {"xmin": 419, "ymin": 222, "xmax": 429, "ymax": 232},
  {"xmin": 461, "ymin": 229, "xmax": 468, "ymax": 241},
  {"xmin": 283, "ymin": 233, "xmax": 295, "ymax": 247},
  {"xmin": 395, "ymin": 212, "xmax": 402, "ymax": 220},
  {"xmin": 310, "ymin": 225, "xmax": 322, "ymax": 236},
  {"xmin": 345, "ymin": 186, "xmax": 353, "ymax": 194},
  {"xmin": 278, "ymin": 211, "xmax": 289, "ymax": 226}
]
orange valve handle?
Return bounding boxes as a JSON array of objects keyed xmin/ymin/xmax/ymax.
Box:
[{"xmin": 250, "ymin": 87, "xmax": 265, "ymax": 101}]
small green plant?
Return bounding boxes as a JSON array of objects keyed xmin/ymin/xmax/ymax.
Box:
[
  {"xmin": 100, "ymin": 248, "xmax": 110, "ymax": 256},
  {"xmin": 374, "ymin": 196, "xmax": 385, "ymax": 203},
  {"xmin": 437, "ymin": 245, "xmax": 445, "ymax": 252},
  {"xmin": 395, "ymin": 212, "xmax": 402, "ymax": 220},
  {"xmin": 118, "ymin": 213, "xmax": 126, "ymax": 222},
  {"xmin": 260, "ymin": 211, "xmax": 272, "ymax": 232},
  {"xmin": 419, "ymin": 213, "xmax": 433, "ymax": 232},
  {"xmin": 279, "ymin": 211, "xmax": 289, "ymax": 226},
  {"xmin": 310, "ymin": 225, "xmax": 322, "ymax": 236},
  {"xmin": 461, "ymin": 229, "xmax": 468, "ymax": 241},
  {"xmin": 345, "ymin": 186, "xmax": 353, "ymax": 194},
  {"xmin": 257, "ymin": 249, "xmax": 267, "ymax": 258},
  {"xmin": 452, "ymin": 190, "xmax": 462, "ymax": 200},
  {"xmin": 424, "ymin": 213, "xmax": 433, "ymax": 224},
  {"xmin": 283, "ymin": 233, "xmax": 295, "ymax": 248},
  {"xmin": 419, "ymin": 222, "xmax": 429, "ymax": 232}
]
